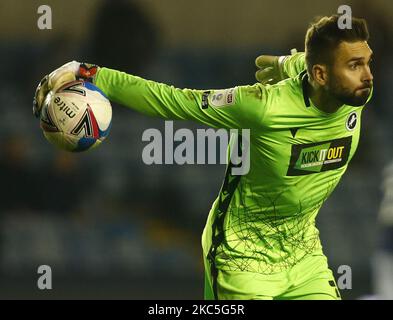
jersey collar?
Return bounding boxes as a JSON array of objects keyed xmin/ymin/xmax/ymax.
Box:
[{"xmin": 300, "ymin": 70, "xmax": 311, "ymax": 108}]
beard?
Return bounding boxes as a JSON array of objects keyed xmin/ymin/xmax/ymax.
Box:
[{"xmin": 328, "ymin": 79, "xmax": 372, "ymax": 107}]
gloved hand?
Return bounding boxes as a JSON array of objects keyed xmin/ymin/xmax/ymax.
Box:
[
  {"xmin": 33, "ymin": 61, "xmax": 100, "ymax": 118},
  {"xmin": 254, "ymin": 49, "xmax": 298, "ymax": 85}
]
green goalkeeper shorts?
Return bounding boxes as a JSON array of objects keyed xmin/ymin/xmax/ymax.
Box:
[{"xmin": 204, "ymin": 253, "xmax": 341, "ymax": 300}]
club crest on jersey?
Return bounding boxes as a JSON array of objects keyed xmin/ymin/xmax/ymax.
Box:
[
  {"xmin": 346, "ymin": 112, "xmax": 358, "ymax": 131},
  {"xmin": 207, "ymin": 88, "xmax": 237, "ymax": 108}
]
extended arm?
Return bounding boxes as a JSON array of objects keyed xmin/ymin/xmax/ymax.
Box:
[{"xmin": 34, "ymin": 62, "xmax": 269, "ymax": 131}]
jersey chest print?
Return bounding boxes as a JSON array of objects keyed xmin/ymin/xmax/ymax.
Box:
[{"xmin": 287, "ymin": 136, "xmax": 352, "ymax": 176}]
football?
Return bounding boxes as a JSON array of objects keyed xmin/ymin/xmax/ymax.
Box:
[{"xmin": 39, "ymin": 80, "xmax": 112, "ymax": 152}]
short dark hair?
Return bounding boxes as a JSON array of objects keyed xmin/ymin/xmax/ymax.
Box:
[{"xmin": 305, "ymin": 15, "xmax": 369, "ymax": 75}]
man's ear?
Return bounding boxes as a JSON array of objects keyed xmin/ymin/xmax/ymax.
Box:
[{"xmin": 311, "ymin": 64, "xmax": 328, "ymax": 86}]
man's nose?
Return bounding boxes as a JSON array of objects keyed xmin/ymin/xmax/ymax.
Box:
[{"xmin": 363, "ymin": 67, "xmax": 373, "ymax": 83}]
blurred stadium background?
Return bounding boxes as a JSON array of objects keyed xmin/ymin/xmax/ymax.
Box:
[{"xmin": 0, "ymin": 0, "xmax": 392, "ymax": 299}]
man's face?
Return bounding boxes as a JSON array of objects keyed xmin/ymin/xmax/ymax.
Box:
[{"xmin": 327, "ymin": 41, "xmax": 373, "ymax": 106}]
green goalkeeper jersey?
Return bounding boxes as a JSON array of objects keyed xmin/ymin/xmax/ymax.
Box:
[{"xmin": 94, "ymin": 53, "xmax": 370, "ymax": 275}]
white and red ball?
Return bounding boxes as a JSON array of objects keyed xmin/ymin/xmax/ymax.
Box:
[{"xmin": 40, "ymin": 80, "xmax": 112, "ymax": 152}]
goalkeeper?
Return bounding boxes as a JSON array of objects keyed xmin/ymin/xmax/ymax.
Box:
[{"xmin": 33, "ymin": 15, "xmax": 373, "ymax": 300}]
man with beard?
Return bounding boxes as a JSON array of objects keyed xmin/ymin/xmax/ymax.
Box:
[{"xmin": 33, "ymin": 14, "xmax": 373, "ymax": 299}]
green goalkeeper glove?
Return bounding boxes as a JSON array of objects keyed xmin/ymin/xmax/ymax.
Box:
[
  {"xmin": 33, "ymin": 61, "xmax": 100, "ymax": 118},
  {"xmin": 255, "ymin": 49, "xmax": 298, "ymax": 85}
]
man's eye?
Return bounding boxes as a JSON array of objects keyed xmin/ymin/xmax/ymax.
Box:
[{"xmin": 350, "ymin": 64, "xmax": 358, "ymax": 70}]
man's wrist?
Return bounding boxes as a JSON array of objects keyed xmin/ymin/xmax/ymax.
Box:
[{"xmin": 78, "ymin": 63, "xmax": 100, "ymax": 83}]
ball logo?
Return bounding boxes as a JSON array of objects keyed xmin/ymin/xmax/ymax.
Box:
[
  {"xmin": 346, "ymin": 112, "xmax": 357, "ymax": 131},
  {"xmin": 54, "ymin": 97, "xmax": 76, "ymax": 119},
  {"xmin": 71, "ymin": 104, "xmax": 99, "ymax": 138}
]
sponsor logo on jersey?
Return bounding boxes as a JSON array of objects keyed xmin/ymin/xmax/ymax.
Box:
[
  {"xmin": 208, "ymin": 88, "xmax": 237, "ymax": 108},
  {"xmin": 287, "ymin": 136, "xmax": 352, "ymax": 176},
  {"xmin": 201, "ymin": 91, "xmax": 210, "ymax": 109},
  {"xmin": 346, "ymin": 112, "xmax": 358, "ymax": 131}
]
